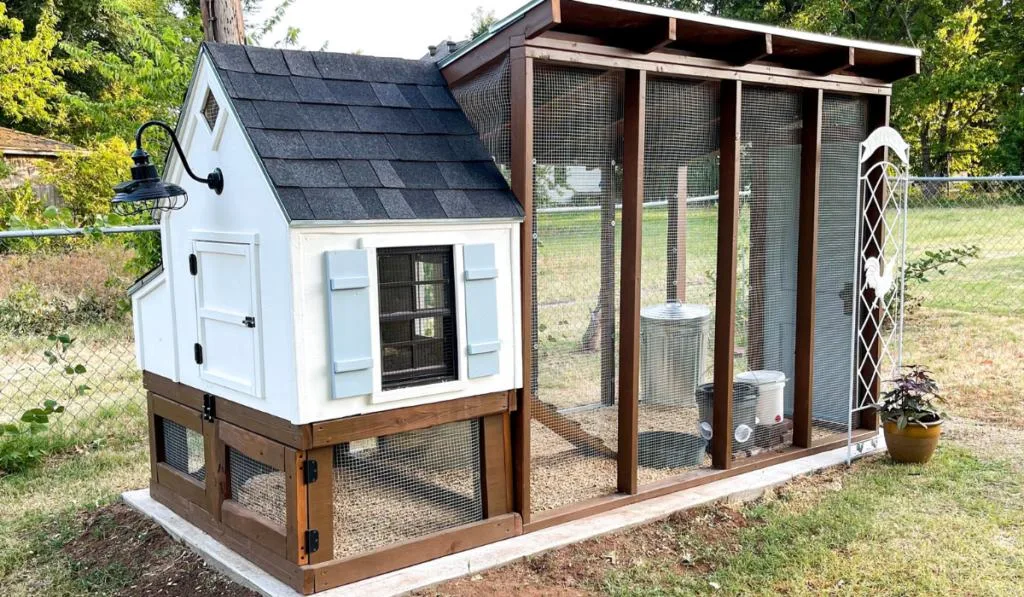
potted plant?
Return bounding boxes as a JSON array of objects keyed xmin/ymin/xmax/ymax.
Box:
[{"xmin": 875, "ymin": 365, "xmax": 945, "ymax": 464}]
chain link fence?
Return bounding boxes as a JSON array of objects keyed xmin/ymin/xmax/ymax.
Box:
[{"xmin": 0, "ymin": 178, "xmax": 1021, "ymax": 457}]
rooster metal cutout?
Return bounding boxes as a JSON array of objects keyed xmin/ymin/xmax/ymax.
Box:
[{"xmin": 864, "ymin": 255, "xmax": 898, "ymax": 306}]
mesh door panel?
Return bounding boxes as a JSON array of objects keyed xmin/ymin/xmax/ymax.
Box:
[
  {"xmin": 161, "ymin": 419, "xmax": 206, "ymax": 482},
  {"xmin": 229, "ymin": 448, "xmax": 286, "ymax": 527},
  {"xmin": 637, "ymin": 76, "xmax": 719, "ymax": 484},
  {"xmin": 450, "ymin": 56, "xmax": 511, "ymax": 181},
  {"xmin": 332, "ymin": 419, "xmax": 483, "ymax": 559},
  {"xmin": 812, "ymin": 94, "xmax": 869, "ymax": 439},
  {"xmin": 737, "ymin": 86, "xmax": 802, "ymax": 456},
  {"xmin": 530, "ymin": 64, "xmax": 623, "ymax": 513}
]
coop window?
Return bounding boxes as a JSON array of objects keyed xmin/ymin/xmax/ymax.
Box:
[
  {"xmin": 160, "ymin": 419, "xmax": 206, "ymax": 482},
  {"xmin": 201, "ymin": 90, "xmax": 219, "ymax": 130},
  {"xmin": 377, "ymin": 246, "xmax": 457, "ymax": 390}
]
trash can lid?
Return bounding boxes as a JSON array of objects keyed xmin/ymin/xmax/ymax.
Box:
[
  {"xmin": 640, "ymin": 301, "xmax": 710, "ymax": 321},
  {"xmin": 735, "ymin": 370, "xmax": 787, "ymax": 385}
]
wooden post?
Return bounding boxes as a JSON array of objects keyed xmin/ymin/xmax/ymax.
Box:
[
  {"xmin": 600, "ymin": 163, "xmax": 617, "ymax": 407},
  {"xmin": 856, "ymin": 95, "xmax": 890, "ymax": 431},
  {"xmin": 480, "ymin": 413, "xmax": 512, "ymax": 516},
  {"xmin": 200, "ymin": 0, "xmax": 246, "ymax": 44},
  {"xmin": 793, "ymin": 89, "xmax": 823, "ymax": 448},
  {"xmin": 618, "ymin": 69, "xmax": 645, "ymax": 495},
  {"xmin": 712, "ymin": 80, "xmax": 742, "ymax": 469},
  {"xmin": 510, "ymin": 48, "xmax": 534, "ymax": 523},
  {"xmin": 305, "ymin": 446, "xmax": 334, "ymax": 564},
  {"xmin": 667, "ymin": 166, "xmax": 688, "ymax": 301}
]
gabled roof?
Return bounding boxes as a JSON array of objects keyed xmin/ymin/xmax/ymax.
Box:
[
  {"xmin": 0, "ymin": 127, "xmax": 78, "ymax": 157},
  {"xmin": 203, "ymin": 43, "xmax": 523, "ymax": 222}
]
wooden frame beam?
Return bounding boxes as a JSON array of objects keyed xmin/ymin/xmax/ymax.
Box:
[
  {"xmin": 617, "ymin": 68, "xmax": 646, "ymax": 495},
  {"xmin": 619, "ymin": 17, "xmax": 676, "ymax": 54},
  {"xmin": 712, "ymin": 80, "xmax": 742, "ymax": 470},
  {"xmin": 718, "ymin": 32, "xmax": 772, "ymax": 65},
  {"xmin": 793, "ymin": 89, "xmax": 823, "ymax": 449},
  {"xmin": 809, "ymin": 47, "xmax": 855, "ymax": 76},
  {"xmin": 510, "ymin": 49, "xmax": 535, "ymax": 523}
]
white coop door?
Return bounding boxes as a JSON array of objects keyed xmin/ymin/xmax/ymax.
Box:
[{"xmin": 192, "ymin": 239, "xmax": 263, "ymax": 397}]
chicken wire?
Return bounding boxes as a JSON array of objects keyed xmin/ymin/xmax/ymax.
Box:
[
  {"xmin": 331, "ymin": 419, "xmax": 483, "ymax": 559},
  {"xmin": 161, "ymin": 418, "xmax": 206, "ymax": 482},
  {"xmin": 450, "ymin": 55, "xmax": 511, "ymax": 180},
  {"xmin": 530, "ymin": 63, "xmax": 624, "ymax": 513},
  {"xmin": 735, "ymin": 85, "xmax": 802, "ymax": 457},
  {"xmin": 228, "ymin": 448, "xmax": 286, "ymax": 528},
  {"xmin": 811, "ymin": 94, "xmax": 869, "ymax": 441},
  {"xmin": 636, "ymin": 76, "xmax": 720, "ymax": 484}
]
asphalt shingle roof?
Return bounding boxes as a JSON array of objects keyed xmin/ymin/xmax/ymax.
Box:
[{"xmin": 204, "ymin": 43, "xmax": 523, "ymax": 222}]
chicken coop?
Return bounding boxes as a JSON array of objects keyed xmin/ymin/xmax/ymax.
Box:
[{"xmin": 128, "ymin": 0, "xmax": 919, "ymax": 592}]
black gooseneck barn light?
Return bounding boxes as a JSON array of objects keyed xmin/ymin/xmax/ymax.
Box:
[{"xmin": 112, "ymin": 120, "xmax": 224, "ymax": 216}]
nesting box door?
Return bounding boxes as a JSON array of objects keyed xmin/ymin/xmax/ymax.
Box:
[{"xmin": 191, "ymin": 239, "xmax": 263, "ymax": 397}]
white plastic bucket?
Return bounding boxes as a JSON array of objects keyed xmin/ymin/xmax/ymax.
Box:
[{"xmin": 735, "ymin": 370, "xmax": 787, "ymax": 425}]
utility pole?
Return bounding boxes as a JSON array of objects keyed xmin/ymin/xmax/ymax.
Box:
[{"xmin": 200, "ymin": 0, "xmax": 246, "ymax": 44}]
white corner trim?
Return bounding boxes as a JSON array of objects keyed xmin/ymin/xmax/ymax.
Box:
[{"xmin": 124, "ymin": 435, "xmax": 883, "ymax": 597}]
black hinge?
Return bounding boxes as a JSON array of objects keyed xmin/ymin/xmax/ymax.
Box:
[
  {"xmin": 202, "ymin": 393, "xmax": 216, "ymax": 422},
  {"xmin": 194, "ymin": 342, "xmax": 203, "ymax": 364},
  {"xmin": 304, "ymin": 529, "xmax": 319, "ymax": 554},
  {"xmin": 243, "ymin": 316, "xmax": 256, "ymax": 328},
  {"xmin": 303, "ymin": 460, "xmax": 318, "ymax": 484},
  {"xmin": 188, "ymin": 253, "xmax": 198, "ymax": 276}
]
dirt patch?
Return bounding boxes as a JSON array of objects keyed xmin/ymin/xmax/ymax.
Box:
[
  {"xmin": 60, "ymin": 502, "xmax": 254, "ymax": 597},
  {"xmin": 419, "ymin": 503, "xmax": 756, "ymax": 597}
]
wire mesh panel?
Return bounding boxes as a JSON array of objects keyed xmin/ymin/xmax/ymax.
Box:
[
  {"xmin": 530, "ymin": 63, "xmax": 624, "ymax": 513},
  {"xmin": 636, "ymin": 76, "xmax": 720, "ymax": 485},
  {"xmin": 735, "ymin": 86, "xmax": 803, "ymax": 457},
  {"xmin": 332, "ymin": 419, "xmax": 483, "ymax": 559},
  {"xmin": 450, "ymin": 56, "xmax": 511, "ymax": 181},
  {"xmin": 812, "ymin": 94, "xmax": 869, "ymax": 441},
  {"xmin": 161, "ymin": 418, "xmax": 206, "ymax": 482},
  {"xmin": 228, "ymin": 448, "xmax": 286, "ymax": 527}
]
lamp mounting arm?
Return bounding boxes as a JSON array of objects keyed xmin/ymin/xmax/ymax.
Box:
[{"xmin": 135, "ymin": 120, "xmax": 224, "ymax": 194}]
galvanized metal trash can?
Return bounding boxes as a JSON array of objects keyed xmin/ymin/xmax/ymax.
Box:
[{"xmin": 639, "ymin": 301, "xmax": 711, "ymax": 407}]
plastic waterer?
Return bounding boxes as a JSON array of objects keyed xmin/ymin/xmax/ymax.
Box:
[{"xmin": 735, "ymin": 370, "xmax": 787, "ymax": 426}]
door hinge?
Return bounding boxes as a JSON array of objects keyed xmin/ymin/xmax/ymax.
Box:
[
  {"xmin": 188, "ymin": 253, "xmax": 198, "ymax": 276},
  {"xmin": 304, "ymin": 529, "xmax": 320, "ymax": 554},
  {"xmin": 243, "ymin": 316, "xmax": 256, "ymax": 328},
  {"xmin": 303, "ymin": 460, "xmax": 318, "ymax": 484},
  {"xmin": 194, "ymin": 342, "xmax": 204, "ymax": 365},
  {"xmin": 202, "ymin": 393, "xmax": 216, "ymax": 422}
]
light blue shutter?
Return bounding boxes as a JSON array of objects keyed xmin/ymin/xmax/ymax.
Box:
[
  {"xmin": 326, "ymin": 250, "xmax": 373, "ymax": 399},
  {"xmin": 463, "ymin": 244, "xmax": 501, "ymax": 378}
]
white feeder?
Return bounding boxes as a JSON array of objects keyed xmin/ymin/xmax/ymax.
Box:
[{"xmin": 735, "ymin": 370, "xmax": 787, "ymax": 425}]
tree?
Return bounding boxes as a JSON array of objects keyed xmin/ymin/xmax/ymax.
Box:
[
  {"xmin": 469, "ymin": 6, "xmax": 497, "ymax": 39},
  {"xmin": 0, "ymin": 2, "xmax": 66, "ymax": 134}
]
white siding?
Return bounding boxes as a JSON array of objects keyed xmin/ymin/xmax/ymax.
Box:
[
  {"xmin": 132, "ymin": 272, "xmax": 177, "ymax": 380},
  {"xmin": 291, "ymin": 220, "xmax": 522, "ymax": 423}
]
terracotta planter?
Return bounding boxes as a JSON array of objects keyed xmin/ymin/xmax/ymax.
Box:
[{"xmin": 883, "ymin": 419, "xmax": 942, "ymax": 464}]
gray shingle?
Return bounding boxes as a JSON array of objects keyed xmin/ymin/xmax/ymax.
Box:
[
  {"xmin": 353, "ymin": 188, "xmax": 388, "ymax": 219},
  {"xmin": 277, "ymin": 188, "xmax": 313, "ymax": 219},
  {"xmin": 297, "ymin": 104, "xmax": 359, "ymax": 132},
  {"xmin": 371, "ymin": 83, "xmax": 410, "ymax": 108},
  {"xmin": 350, "ymin": 106, "xmax": 423, "ymax": 134},
  {"xmin": 313, "ymin": 52, "xmax": 366, "ymax": 80},
  {"xmin": 225, "ymin": 71, "xmax": 265, "ymax": 99},
  {"xmin": 291, "ymin": 77, "xmax": 334, "ymax": 103},
  {"xmin": 411, "ymin": 109, "xmax": 446, "ymax": 134},
  {"xmin": 438, "ymin": 161, "xmax": 507, "ymax": 190},
  {"xmin": 391, "ymin": 161, "xmax": 447, "ymax": 189},
  {"xmin": 232, "ymin": 100, "xmax": 263, "ymax": 128},
  {"xmin": 370, "ymin": 161, "xmax": 405, "ymax": 188},
  {"xmin": 401, "ymin": 189, "xmax": 447, "ymax": 219},
  {"xmin": 301, "ymin": 132, "xmax": 394, "ymax": 160},
  {"xmin": 447, "ymin": 135, "xmax": 493, "ymax": 161},
  {"xmin": 418, "ymin": 85, "xmax": 459, "ymax": 110},
  {"xmin": 434, "ymin": 190, "xmax": 480, "ymax": 218},
  {"xmin": 265, "ymin": 159, "xmax": 347, "ymax": 187},
  {"xmin": 437, "ymin": 111, "xmax": 476, "ymax": 135},
  {"xmin": 245, "ymin": 47, "xmax": 289, "ymax": 75},
  {"xmin": 304, "ymin": 188, "xmax": 368, "ymax": 220},
  {"xmin": 282, "ymin": 49, "xmax": 321, "ymax": 77},
  {"xmin": 325, "ymin": 80, "xmax": 379, "ymax": 106},
  {"xmin": 397, "ymin": 85, "xmax": 430, "ymax": 109},
  {"xmin": 338, "ymin": 160, "xmax": 380, "ymax": 187},
  {"xmin": 253, "ymin": 75, "xmax": 299, "ymax": 102},
  {"xmin": 376, "ymin": 189, "xmax": 416, "ymax": 218},
  {"xmin": 387, "ymin": 134, "xmax": 454, "ymax": 161},
  {"xmin": 207, "ymin": 44, "xmax": 252, "ymax": 72},
  {"xmin": 248, "ymin": 129, "xmax": 311, "ymax": 159},
  {"xmin": 253, "ymin": 101, "xmax": 309, "ymax": 130},
  {"xmin": 465, "ymin": 190, "xmax": 523, "ymax": 217}
]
